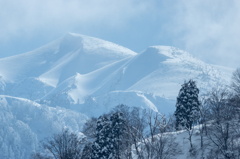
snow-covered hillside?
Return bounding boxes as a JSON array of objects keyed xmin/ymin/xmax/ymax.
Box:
[
  {"xmin": 0, "ymin": 33, "xmax": 235, "ymax": 158},
  {"xmin": 0, "ymin": 34, "xmax": 234, "ymax": 116},
  {"xmin": 5, "ymin": 78, "xmax": 54, "ymax": 101},
  {"xmin": 0, "ymin": 95, "xmax": 87, "ymax": 159},
  {"xmin": 0, "ymin": 33, "xmax": 136, "ymax": 87},
  {"xmin": 131, "ymin": 124, "xmax": 221, "ymax": 159},
  {"xmin": 0, "ymin": 76, "xmax": 6, "ymax": 94},
  {"xmin": 39, "ymin": 44, "xmax": 233, "ymax": 116}
]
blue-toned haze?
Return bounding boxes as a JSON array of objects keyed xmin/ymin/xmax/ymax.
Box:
[
  {"xmin": 0, "ymin": 0, "xmax": 239, "ymax": 68},
  {"xmin": 0, "ymin": 1, "xmax": 239, "ymax": 158}
]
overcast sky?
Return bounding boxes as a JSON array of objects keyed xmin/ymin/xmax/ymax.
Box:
[{"xmin": 0, "ymin": 0, "xmax": 239, "ymax": 68}]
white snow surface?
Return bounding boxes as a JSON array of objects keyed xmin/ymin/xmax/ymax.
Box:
[
  {"xmin": 0, "ymin": 33, "xmax": 235, "ymax": 158},
  {"xmin": 40, "ymin": 45, "xmax": 232, "ymax": 117},
  {"xmin": 0, "ymin": 33, "xmax": 136, "ymax": 87},
  {"xmin": 132, "ymin": 124, "xmax": 214, "ymax": 159},
  {"xmin": 0, "ymin": 95, "xmax": 87, "ymax": 159},
  {"xmin": 5, "ymin": 77, "xmax": 54, "ymax": 101}
]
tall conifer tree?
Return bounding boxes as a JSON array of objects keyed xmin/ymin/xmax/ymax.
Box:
[
  {"xmin": 174, "ymin": 79, "xmax": 200, "ymax": 130},
  {"xmin": 110, "ymin": 112, "xmax": 126, "ymax": 159},
  {"xmin": 91, "ymin": 116, "xmax": 112, "ymax": 159}
]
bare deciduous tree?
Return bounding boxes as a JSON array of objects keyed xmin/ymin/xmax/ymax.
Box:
[
  {"xmin": 31, "ymin": 129, "xmax": 86, "ymax": 159},
  {"xmin": 232, "ymin": 68, "xmax": 240, "ymax": 96},
  {"xmin": 82, "ymin": 117, "xmax": 97, "ymax": 141},
  {"xmin": 140, "ymin": 110, "xmax": 181, "ymax": 159},
  {"xmin": 198, "ymin": 95, "xmax": 210, "ymax": 149},
  {"xmin": 205, "ymin": 87, "xmax": 230, "ymax": 123},
  {"xmin": 205, "ymin": 87, "xmax": 240, "ymax": 159},
  {"xmin": 151, "ymin": 133, "xmax": 181, "ymax": 159},
  {"xmin": 231, "ymin": 68, "xmax": 240, "ymax": 114}
]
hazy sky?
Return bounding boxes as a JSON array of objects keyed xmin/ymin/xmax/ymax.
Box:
[{"xmin": 0, "ymin": 0, "xmax": 239, "ymax": 68}]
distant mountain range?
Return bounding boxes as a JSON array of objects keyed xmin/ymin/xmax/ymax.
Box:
[
  {"xmin": 0, "ymin": 33, "xmax": 234, "ymax": 158},
  {"xmin": 0, "ymin": 33, "xmax": 233, "ymax": 116}
]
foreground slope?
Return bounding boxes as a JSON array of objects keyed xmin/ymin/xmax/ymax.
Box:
[{"xmin": 0, "ymin": 95, "xmax": 87, "ymax": 159}]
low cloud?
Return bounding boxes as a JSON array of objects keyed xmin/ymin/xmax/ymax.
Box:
[
  {"xmin": 165, "ymin": 0, "xmax": 240, "ymax": 68},
  {"xmin": 0, "ymin": 0, "xmax": 150, "ymax": 41},
  {"xmin": 1, "ymin": 0, "xmax": 239, "ymax": 68}
]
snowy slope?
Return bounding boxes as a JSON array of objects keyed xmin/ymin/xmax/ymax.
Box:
[
  {"xmin": 5, "ymin": 78, "xmax": 54, "ymax": 101},
  {"xmin": 73, "ymin": 91, "xmax": 176, "ymax": 117},
  {"xmin": 0, "ymin": 95, "xmax": 88, "ymax": 159},
  {"xmin": 40, "ymin": 45, "xmax": 232, "ymax": 116},
  {"xmin": 0, "ymin": 33, "xmax": 136, "ymax": 87},
  {"xmin": 0, "ymin": 76, "xmax": 6, "ymax": 94},
  {"xmin": 131, "ymin": 125, "xmax": 208, "ymax": 159},
  {"xmin": 0, "ymin": 34, "xmax": 231, "ymax": 111},
  {"xmin": 132, "ymin": 120, "xmax": 240, "ymax": 159},
  {"xmin": 126, "ymin": 46, "xmax": 226, "ymax": 98},
  {"xmin": 0, "ymin": 33, "xmax": 235, "ymax": 159}
]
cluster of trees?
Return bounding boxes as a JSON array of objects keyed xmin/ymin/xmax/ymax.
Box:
[
  {"xmin": 81, "ymin": 105, "xmax": 182, "ymax": 159},
  {"xmin": 32, "ymin": 105, "xmax": 182, "ymax": 159},
  {"xmin": 31, "ymin": 68, "xmax": 240, "ymax": 159},
  {"xmin": 196, "ymin": 68, "xmax": 240, "ymax": 159},
  {"xmin": 31, "ymin": 129, "xmax": 87, "ymax": 159},
  {"xmin": 174, "ymin": 68, "xmax": 240, "ymax": 158}
]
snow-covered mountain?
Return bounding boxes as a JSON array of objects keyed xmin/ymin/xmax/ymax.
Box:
[
  {"xmin": 0, "ymin": 33, "xmax": 136, "ymax": 100},
  {"xmin": 39, "ymin": 44, "xmax": 233, "ymax": 116},
  {"xmin": 0, "ymin": 33, "xmax": 234, "ymax": 158},
  {"xmin": 0, "ymin": 32, "xmax": 234, "ymax": 116}
]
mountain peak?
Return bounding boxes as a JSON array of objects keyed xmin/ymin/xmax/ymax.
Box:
[
  {"xmin": 146, "ymin": 46, "xmax": 192, "ymax": 60},
  {"xmin": 66, "ymin": 32, "xmax": 83, "ymax": 37},
  {"xmin": 62, "ymin": 32, "xmax": 137, "ymax": 56}
]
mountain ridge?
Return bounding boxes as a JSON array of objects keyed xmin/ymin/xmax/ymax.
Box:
[
  {"xmin": 0, "ymin": 33, "xmax": 136, "ymax": 85},
  {"xmin": 0, "ymin": 33, "xmax": 235, "ymax": 159},
  {"xmin": 0, "ymin": 33, "xmax": 233, "ymax": 114}
]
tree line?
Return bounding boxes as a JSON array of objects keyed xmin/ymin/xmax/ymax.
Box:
[
  {"xmin": 32, "ymin": 105, "xmax": 182, "ymax": 158},
  {"xmin": 31, "ymin": 68, "xmax": 240, "ymax": 159}
]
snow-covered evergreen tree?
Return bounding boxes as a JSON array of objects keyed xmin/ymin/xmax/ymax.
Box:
[
  {"xmin": 174, "ymin": 79, "xmax": 200, "ymax": 130},
  {"xmin": 91, "ymin": 116, "xmax": 112, "ymax": 159},
  {"xmin": 110, "ymin": 112, "xmax": 126, "ymax": 159}
]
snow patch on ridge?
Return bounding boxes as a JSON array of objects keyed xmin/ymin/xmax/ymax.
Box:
[
  {"xmin": 136, "ymin": 93, "xmax": 158, "ymax": 112},
  {"xmin": 69, "ymin": 33, "xmax": 136, "ymax": 57}
]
